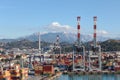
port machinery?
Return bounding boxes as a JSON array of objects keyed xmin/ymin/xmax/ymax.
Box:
[
  {"xmin": 88, "ymin": 16, "xmax": 102, "ymax": 71},
  {"xmin": 72, "ymin": 16, "xmax": 102, "ymax": 72},
  {"xmin": 27, "ymin": 32, "xmax": 44, "ymax": 69},
  {"xmin": 52, "ymin": 35, "xmax": 61, "ymax": 60},
  {"xmin": 72, "ymin": 16, "xmax": 85, "ymax": 71}
]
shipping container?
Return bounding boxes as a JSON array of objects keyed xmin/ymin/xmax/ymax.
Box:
[{"xmin": 43, "ymin": 65, "xmax": 54, "ymax": 74}]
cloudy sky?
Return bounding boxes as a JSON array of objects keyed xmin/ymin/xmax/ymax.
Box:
[{"xmin": 0, "ymin": 0, "xmax": 120, "ymax": 38}]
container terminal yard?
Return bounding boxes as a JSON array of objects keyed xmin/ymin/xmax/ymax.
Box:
[{"xmin": 1, "ymin": 16, "xmax": 120, "ymax": 80}]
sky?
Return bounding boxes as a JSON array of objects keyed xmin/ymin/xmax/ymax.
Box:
[{"xmin": 0, "ymin": 0, "xmax": 120, "ymax": 39}]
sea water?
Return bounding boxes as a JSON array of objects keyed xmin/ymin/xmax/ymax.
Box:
[{"xmin": 56, "ymin": 74, "xmax": 120, "ymax": 80}]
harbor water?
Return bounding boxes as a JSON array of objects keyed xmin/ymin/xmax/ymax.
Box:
[{"xmin": 56, "ymin": 74, "xmax": 120, "ymax": 80}]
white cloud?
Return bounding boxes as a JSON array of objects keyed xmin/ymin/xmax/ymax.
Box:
[
  {"xmin": 97, "ymin": 30, "xmax": 108, "ymax": 35},
  {"xmin": 82, "ymin": 30, "xmax": 109, "ymax": 38},
  {"xmin": 45, "ymin": 22, "xmax": 76, "ymax": 33},
  {"xmin": 41, "ymin": 22, "xmax": 109, "ymax": 38}
]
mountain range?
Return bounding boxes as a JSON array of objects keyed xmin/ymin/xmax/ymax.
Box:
[{"xmin": 0, "ymin": 32, "xmax": 116, "ymax": 43}]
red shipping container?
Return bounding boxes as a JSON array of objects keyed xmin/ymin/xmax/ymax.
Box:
[{"xmin": 43, "ymin": 65, "xmax": 54, "ymax": 74}]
